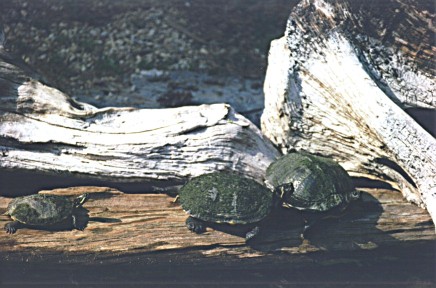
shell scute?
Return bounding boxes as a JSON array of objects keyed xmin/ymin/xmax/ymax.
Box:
[
  {"xmin": 179, "ymin": 173, "xmax": 273, "ymax": 224},
  {"xmin": 266, "ymin": 152, "xmax": 358, "ymax": 212},
  {"xmin": 7, "ymin": 194, "xmax": 75, "ymax": 225}
]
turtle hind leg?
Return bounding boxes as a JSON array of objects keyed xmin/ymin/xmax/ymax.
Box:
[
  {"xmin": 186, "ymin": 216, "xmax": 206, "ymax": 234},
  {"xmin": 4, "ymin": 221, "xmax": 22, "ymax": 234}
]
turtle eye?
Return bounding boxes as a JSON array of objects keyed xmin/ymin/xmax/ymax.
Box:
[{"xmin": 351, "ymin": 190, "xmax": 360, "ymax": 199}]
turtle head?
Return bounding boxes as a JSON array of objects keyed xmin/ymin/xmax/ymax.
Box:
[
  {"xmin": 274, "ymin": 183, "xmax": 295, "ymax": 208},
  {"xmin": 265, "ymin": 180, "xmax": 295, "ymax": 208},
  {"xmin": 74, "ymin": 193, "xmax": 89, "ymax": 208}
]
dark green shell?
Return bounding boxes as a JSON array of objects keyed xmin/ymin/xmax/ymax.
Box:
[
  {"xmin": 6, "ymin": 194, "xmax": 76, "ymax": 225},
  {"xmin": 265, "ymin": 152, "xmax": 357, "ymax": 212},
  {"xmin": 179, "ymin": 173, "xmax": 273, "ymax": 224}
]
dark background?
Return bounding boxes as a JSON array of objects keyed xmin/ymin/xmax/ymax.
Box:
[{"xmin": 0, "ymin": 0, "xmax": 296, "ymax": 98}]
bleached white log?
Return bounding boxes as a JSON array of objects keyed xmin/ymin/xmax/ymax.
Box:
[
  {"xmin": 0, "ymin": 54, "xmax": 280, "ymax": 190},
  {"xmin": 261, "ymin": 0, "xmax": 436, "ymax": 226}
]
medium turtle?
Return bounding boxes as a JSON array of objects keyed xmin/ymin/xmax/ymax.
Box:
[
  {"xmin": 178, "ymin": 172, "xmax": 274, "ymax": 241},
  {"xmin": 4, "ymin": 193, "xmax": 89, "ymax": 234},
  {"xmin": 265, "ymin": 152, "xmax": 360, "ymax": 237}
]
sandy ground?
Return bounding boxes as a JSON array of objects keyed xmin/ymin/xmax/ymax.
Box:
[{"xmin": 0, "ymin": 0, "xmax": 295, "ymax": 100}]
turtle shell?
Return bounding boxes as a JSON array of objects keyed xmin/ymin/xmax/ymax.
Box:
[
  {"xmin": 6, "ymin": 194, "xmax": 75, "ymax": 226},
  {"xmin": 265, "ymin": 152, "xmax": 357, "ymax": 212},
  {"xmin": 179, "ymin": 173, "xmax": 273, "ymax": 224}
]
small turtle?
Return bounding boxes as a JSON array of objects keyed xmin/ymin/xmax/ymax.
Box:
[
  {"xmin": 265, "ymin": 152, "xmax": 360, "ymax": 237},
  {"xmin": 178, "ymin": 172, "xmax": 274, "ymax": 241},
  {"xmin": 4, "ymin": 193, "xmax": 88, "ymax": 234}
]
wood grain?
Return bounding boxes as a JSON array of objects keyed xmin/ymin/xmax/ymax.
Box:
[{"xmin": 0, "ymin": 186, "xmax": 433, "ymax": 265}]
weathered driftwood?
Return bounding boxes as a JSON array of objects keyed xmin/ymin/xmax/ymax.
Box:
[
  {"xmin": 261, "ymin": 0, "xmax": 436, "ymax": 225},
  {"xmin": 0, "ymin": 46, "xmax": 279, "ymax": 193},
  {"xmin": 0, "ymin": 186, "xmax": 434, "ymax": 265}
]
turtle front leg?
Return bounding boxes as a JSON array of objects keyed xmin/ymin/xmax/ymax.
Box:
[
  {"xmin": 72, "ymin": 215, "xmax": 87, "ymax": 231},
  {"xmin": 4, "ymin": 221, "xmax": 22, "ymax": 234},
  {"xmin": 301, "ymin": 220, "xmax": 310, "ymax": 240},
  {"xmin": 245, "ymin": 226, "xmax": 260, "ymax": 242},
  {"xmin": 185, "ymin": 216, "xmax": 206, "ymax": 234},
  {"xmin": 301, "ymin": 218, "xmax": 317, "ymax": 240}
]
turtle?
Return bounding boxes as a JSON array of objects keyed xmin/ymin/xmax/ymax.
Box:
[
  {"xmin": 265, "ymin": 152, "xmax": 360, "ymax": 238},
  {"xmin": 178, "ymin": 172, "xmax": 275, "ymax": 241},
  {"xmin": 4, "ymin": 193, "xmax": 89, "ymax": 234}
]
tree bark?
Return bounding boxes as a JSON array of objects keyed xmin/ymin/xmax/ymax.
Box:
[{"xmin": 261, "ymin": 0, "xmax": 436, "ymax": 226}]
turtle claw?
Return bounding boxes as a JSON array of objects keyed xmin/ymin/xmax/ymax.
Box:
[
  {"xmin": 75, "ymin": 224, "xmax": 86, "ymax": 231},
  {"xmin": 4, "ymin": 221, "xmax": 19, "ymax": 234},
  {"xmin": 186, "ymin": 217, "xmax": 206, "ymax": 234}
]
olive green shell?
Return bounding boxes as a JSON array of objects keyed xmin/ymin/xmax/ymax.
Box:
[
  {"xmin": 265, "ymin": 152, "xmax": 357, "ymax": 212},
  {"xmin": 179, "ymin": 173, "xmax": 273, "ymax": 224},
  {"xmin": 6, "ymin": 194, "xmax": 76, "ymax": 225}
]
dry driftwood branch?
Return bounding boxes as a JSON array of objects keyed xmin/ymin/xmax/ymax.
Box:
[
  {"xmin": 0, "ymin": 186, "xmax": 434, "ymax": 265},
  {"xmin": 261, "ymin": 0, "xmax": 436, "ymax": 226},
  {"xmin": 0, "ymin": 46, "xmax": 279, "ymax": 192}
]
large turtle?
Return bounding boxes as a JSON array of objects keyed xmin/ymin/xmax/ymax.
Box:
[
  {"xmin": 178, "ymin": 172, "xmax": 274, "ymax": 241},
  {"xmin": 4, "ymin": 193, "xmax": 89, "ymax": 234},
  {"xmin": 265, "ymin": 152, "xmax": 360, "ymax": 237}
]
